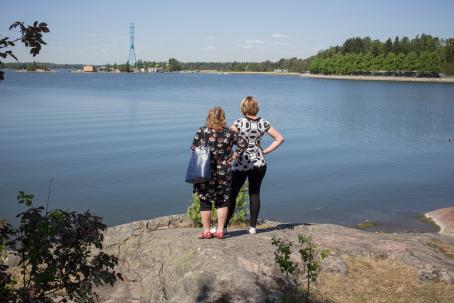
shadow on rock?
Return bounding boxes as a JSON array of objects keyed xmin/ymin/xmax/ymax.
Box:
[
  {"xmin": 194, "ymin": 271, "xmax": 328, "ymax": 303},
  {"xmin": 226, "ymin": 223, "xmax": 312, "ymax": 239}
]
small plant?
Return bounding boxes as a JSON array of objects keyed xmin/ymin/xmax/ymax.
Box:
[
  {"xmin": 0, "ymin": 191, "xmax": 123, "ymax": 302},
  {"xmin": 187, "ymin": 194, "xmax": 202, "ymax": 227},
  {"xmin": 272, "ymin": 233, "xmax": 330, "ymax": 303},
  {"xmin": 187, "ymin": 183, "xmax": 249, "ymax": 227},
  {"xmin": 186, "ymin": 194, "xmax": 216, "ymax": 227}
]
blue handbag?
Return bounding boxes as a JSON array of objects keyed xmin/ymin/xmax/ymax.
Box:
[{"xmin": 185, "ymin": 128, "xmax": 212, "ymax": 184}]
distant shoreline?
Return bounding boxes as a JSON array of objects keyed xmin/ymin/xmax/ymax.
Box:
[
  {"xmin": 200, "ymin": 70, "xmax": 454, "ymax": 83},
  {"xmin": 299, "ymin": 73, "xmax": 454, "ymax": 84},
  {"xmin": 10, "ymin": 69, "xmax": 454, "ymax": 83}
]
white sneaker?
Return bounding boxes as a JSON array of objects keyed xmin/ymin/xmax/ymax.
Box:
[
  {"xmin": 210, "ymin": 226, "xmax": 228, "ymax": 234},
  {"xmin": 248, "ymin": 227, "xmax": 257, "ymax": 234}
]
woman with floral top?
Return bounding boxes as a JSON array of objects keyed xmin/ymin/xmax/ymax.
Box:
[{"xmin": 191, "ymin": 107, "xmax": 247, "ymax": 239}]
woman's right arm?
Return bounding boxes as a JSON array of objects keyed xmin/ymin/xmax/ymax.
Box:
[{"xmin": 262, "ymin": 126, "xmax": 285, "ymax": 155}]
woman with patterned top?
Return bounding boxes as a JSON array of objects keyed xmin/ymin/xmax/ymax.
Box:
[
  {"xmin": 225, "ymin": 96, "xmax": 285, "ymax": 234},
  {"xmin": 192, "ymin": 107, "xmax": 247, "ymax": 239}
]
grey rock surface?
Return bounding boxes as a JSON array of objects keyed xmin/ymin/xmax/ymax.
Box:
[{"xmin": 96, "ymin": 216, "xmax": 454, "ymax": 303}]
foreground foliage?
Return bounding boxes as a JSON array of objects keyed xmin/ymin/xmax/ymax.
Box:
[
  {"xmin": 0, "ymin": 21, "xmax": 49, "ymax": 80},
  {"xmin": 272, "ymin": 233, "xmax": 330, "ymax": 303},
  {"xmin": 0, "ymin": 191, "xmax": 123, "ymax": 302}
]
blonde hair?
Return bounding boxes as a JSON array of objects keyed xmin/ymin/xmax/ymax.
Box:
[
  {"xmin": 241, "ymin": 96, "xmax": 259, "ymax": 116},
  {"xmin": 206, "ymin": 107, "xmax": 227, "ymax": 130}
]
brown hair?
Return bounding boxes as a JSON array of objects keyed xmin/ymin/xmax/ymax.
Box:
[
  {"xmin": 241, "ymin": 96, "xmax": 259, "ymax": 116},
  {"xmin": 206, "ymin": 107, "xmax": 227, "ymax": 130}
]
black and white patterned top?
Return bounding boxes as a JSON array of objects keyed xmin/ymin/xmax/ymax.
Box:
[{"xmin": 232, "ymin": 117, "xmax": 271, "ymax": 171}]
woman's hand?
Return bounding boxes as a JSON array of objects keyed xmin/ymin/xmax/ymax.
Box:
[{"xmin": 227, "ymin": 154, "xmax": 237, "ymax": 165}]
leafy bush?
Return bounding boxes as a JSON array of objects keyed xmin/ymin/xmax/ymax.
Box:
[
  {"xmin": 0, "ymin": 191, "xmax": 123, "ymax": 302},
  {"xmin": 272, "ymin": 233, "xmax": 330, "ymax": 303},
  {"xmin": 187, "ymin": 183, "xmax": 249, "ymax": 227}
]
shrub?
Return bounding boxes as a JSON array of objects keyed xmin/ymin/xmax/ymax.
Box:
[
  {"xmin": 0, "ymin": 191, "xmax": 123, "ymax": 302},
  {"xmin": 187, "ymin": 182, "xmax": 249, "ymax": 227},
  {"xmin": 272, "ymin": 233, "xmax": 330, "ymax": 303}
]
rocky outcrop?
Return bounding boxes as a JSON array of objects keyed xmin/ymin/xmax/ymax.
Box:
[
  {"xmin": 96, "ymin": 215, "xmax": 454, "ymax": 303},
  {"xmin": 425, "ymin": 207, "xmax": 454, "ymax": 236}
]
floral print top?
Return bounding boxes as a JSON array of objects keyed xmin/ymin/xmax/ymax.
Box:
[{"xmin": 191, "ymin": 126, "xmax": 247, "ymax": 204}]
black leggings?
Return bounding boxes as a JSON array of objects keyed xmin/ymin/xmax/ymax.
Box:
[{"xmin": 225, "ymin": 165, "xmax": 267, "ymax": 228}]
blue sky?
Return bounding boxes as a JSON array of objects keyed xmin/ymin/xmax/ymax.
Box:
[{"xmin": 2, "ymin": 0, "xmax": 454, "ymax": 64}]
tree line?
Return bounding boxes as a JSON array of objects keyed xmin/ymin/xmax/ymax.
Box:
[
  {"xmin": 3, "ymin": 34, "xmax": 453, "ymax": 76},
  {"xmin": 179, "ymin": 58, "xmax": 310, "ymax": 73},
  {"xmin": 0, "ymin": 62, "xmax": 83, "ymax": 70},
  {"xmin": 309, "ymin": 34, "xmax": 454, "ymax": 76},
  {"xmin": 102, "ymin": 58, "xmax": 310, "ymax": 73}
]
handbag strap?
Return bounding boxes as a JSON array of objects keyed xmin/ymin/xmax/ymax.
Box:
[{"xmin": 200, "ymin": 127, "xmax": 208, "ymax": 148}]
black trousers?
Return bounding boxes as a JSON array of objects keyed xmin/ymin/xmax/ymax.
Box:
[{"xmin": 225, "ymin": 165, "xmax": 267, "ymax": 228}]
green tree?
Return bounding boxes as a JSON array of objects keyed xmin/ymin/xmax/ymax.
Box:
[
  {"xmin": 136, "ymin": 59, "xmax": 143, "ymax": 69},
  {"xmin": 444, "ymin": 38, "xmax": 454, "ymax": 63},
  {"xmin": 400, "ymin": 36, "xmax": 411, "ymax": 54},
  {"xmin": 385, "ymin": 52, "xmax": 398, "ymax": 72},
  {"xmin": 393, "ymin": 36, "xmax": 401, "ymax": 53},
  {"xmin": 403, "ymin": 51, "xmax": 418, "ymax": 71},
  {"xmin": 441, "ymin": 38, "xmax": 454, "ymax": 75},
  {"xmin": 363, "ymin": 52, "xmax": 374, "ymax": 73},
  {"xmin": 384, "ymin": 38, "xmax": 393, "ymax": 54},
  {"xmin": 418, "ymin": 51, "xmax": 441, "ymax": 75},
  {"xmin": 371, "ymin": 54, "xmax": 385, "ymax": 72},
  {"xmin": 26, "ymin": 60, "xmax": 38, "ymax": 71},
  {"xmin": 167, "ymin": 58, "xmax": 182, "ymax": 71}
]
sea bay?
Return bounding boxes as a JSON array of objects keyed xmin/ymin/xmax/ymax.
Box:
[{"xmin": 1, "ymin": 71, "xmax": 454, "ymax": 231}]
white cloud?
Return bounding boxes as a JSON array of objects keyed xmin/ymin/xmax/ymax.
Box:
[
  {"xmin": 243, "ymin": 45, "xmax": 254, "ymax": 50},
  {"xmin": 202, "ymin": 45, "xmax": 216, "ymax": 51},
  {"xmin": 245, "ymin": 39, "xmax": 264, "ymax": 44},
  {"xmin": 207, "ymin": 36, "xmax": 216, "ymax": 40},
  {"xmin": 272, "ymin": 33, "xmax": 292, "ymax": 38}
]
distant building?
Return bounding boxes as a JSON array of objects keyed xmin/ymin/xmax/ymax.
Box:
[{"xmin": 82, "ymin": 65, "xmax": 96, "ymax": 72}]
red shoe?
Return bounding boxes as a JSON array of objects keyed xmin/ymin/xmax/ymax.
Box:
[
  {"xmin": 198, "ymin": 231, "xmax": 213, "ymax": 239},
  {"xmin": 213, "ymin": 231, "xmax": 225, "ymax": 239}
]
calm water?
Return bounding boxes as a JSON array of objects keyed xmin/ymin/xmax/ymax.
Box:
[{"xmin": 1, "ymin": 72, "xmax": 454, "ymax": 231}]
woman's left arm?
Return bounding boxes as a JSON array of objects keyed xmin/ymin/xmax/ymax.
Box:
[{"xmin": 262, "ymin": 126, "xmax": 285, "ymax": 155}]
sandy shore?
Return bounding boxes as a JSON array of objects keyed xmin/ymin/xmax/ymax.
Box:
[
  {"xmin": 198, "ymin": 70, "xmax": 301, "ymax": 76},
  {"xmin": 300, "ymin": 73, "xmax": 454, "ymax": 83},
  {"xmin": 198, "ymin": 70, "xmax": 454, "ymax": 82}
]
